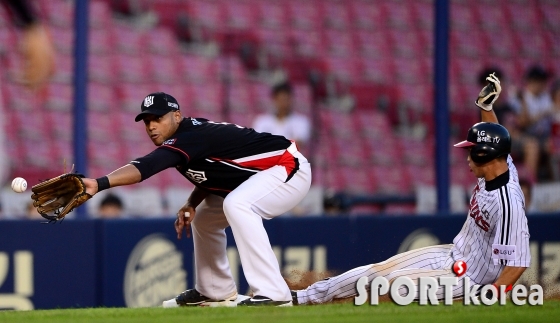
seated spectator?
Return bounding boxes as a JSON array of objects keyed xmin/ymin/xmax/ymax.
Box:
[
  {"xmin": 26, "ymin": 201, "xmax": 41, "ymax": 220},
  {"xmin": 98, "ymin": 194, "xmax": 124, "ymax": 219},
  {"xmin": 478, "ymin": 68, "xmax": 539, "ymax": 180},
  {"xmin": 513, "ymin": 65, "xmax": 553, "ymax": 140},
  {"xmin": 252, "ymin": 82, "xmax": 311, "ymax": 151},
  {"xmin": 547, "ymin": 80, "xmax": 560, "ymax": 180}
]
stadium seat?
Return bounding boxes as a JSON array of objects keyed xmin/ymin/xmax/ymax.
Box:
[
  {"xmin": 145, "ymin": 54, "xmax": 180, "ymax": 84},
  {"xmin": 88, "ymin": 83, "xmax": 114, "ymax": 111},
  {"xmin": 321, "ymin": 0, "xmax": 350, "ymax": 30},
  {"xmin": 358, "ymin": 57, "xmax": 394, "ymax": 83},
  {"xmin": 145, "ymin": 28, "xmax": 180, "ymax": 56},
  {"xmin": 323, "ymin": 30, "xmax": 354, "ymax": 57},
  {"xmin": 49, "ymin": 26, "xmax": 74, "ymax": 54},
  {"xmin": 505, "ymin": 3, "xmax": 540, "ymax": 32},
  {"xmin": 286, "ymin": 0, "xmax": 320, "ymax": 30},
  {"xmin": 384, "ymin": 1, "xmax": 413, "ymax": 30},
  {"xmin": 289, "ymin": 29, "xmax": 323, "ymax": 57},
  {"xmin": 450, "ymin": 4, "xmax": 476, "ymax": 31},
  {"xmin": 42, "ymin": 0, "xmax": 74, "ymax": 27},
  {"xmin": 349, "ymin": 0, "xmax": 385, "ymax": 30},
  {"xmin": 89, "ymin": 0, "xmax": 112, "ymax": 30},
  {"xmin": 411, "ymin": 1, "xmax": 434, "ymax": 30},
  {"xmin": 44, "ymin": 83, "xmax": 73, "ymax": 112},
  {"xmin": 354, "ymin": 31, "xmax": 391, "ymax": 58},
  {"xmin": 180, "ymin": 55, "xmax": 219, "ymax": 83},
  {"xmin": 371, "ymin": 166, "xmax": 412, "ymax": 194},
  {"xmin": 256, "ymin": 1, "xmax": 287, "ymax": 30},
  {"xmin": 292, "ymin": 84, "xmax": 313, "ymax": 116},
  {"xmin": 222, "ymin": 0, "xmax": 258, "ymax": 30},
  {"xmin": 88, "ymin": 55, "xmax": 114, "ymax": 84}
]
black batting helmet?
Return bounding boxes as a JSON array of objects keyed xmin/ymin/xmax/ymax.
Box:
[{"xmin": 454, "ymin": 122, "xmax": 511, "ymax": 164}]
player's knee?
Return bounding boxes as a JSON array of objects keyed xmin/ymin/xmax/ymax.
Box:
[{"xmin": 222, "ymin": 195, "xmax": 246, "ymax": 217}]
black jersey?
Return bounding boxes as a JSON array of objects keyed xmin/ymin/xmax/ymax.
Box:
[{"xmin": 155, "ymin": 118, "xmax": 295, "ymax": 197}]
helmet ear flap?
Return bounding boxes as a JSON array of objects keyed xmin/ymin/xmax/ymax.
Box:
[{"xmin": 470, "ymin": 145, "xmax": 495, "ymax": 164}]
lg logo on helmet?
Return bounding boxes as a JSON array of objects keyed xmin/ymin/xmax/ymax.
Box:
[{"xmin": 477, "ymin": 130, "xmax": 500, "ymax": 144}]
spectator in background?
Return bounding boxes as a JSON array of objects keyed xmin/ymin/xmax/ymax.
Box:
[
  {"xmin": 518, "ymin": 178, "xmax": 535, "ymax": 214},
  {"xmin": 547, "ymin": 80, "xmax": 560, "ymax": 180},
  {"xmin": 26, "ymin": 201, "xmax": 41, "ymax": 219},
  {"xmin": 478, "ymin": 68, "xmax": 539, "ymax": 180},
  {"xmin": 0, "ymin": 0, "xmax": 56, "ymax": 187},
  {"xmin": 253, "ymin": 82, "xmax": 311, "ymax": 151},
  {"xmin": 513, "ymin": 65, "xmax": 553, "ymax": 140},
  {"xmin": 98, "ymin": 194, "xmax": 124, "ymax": 219}
]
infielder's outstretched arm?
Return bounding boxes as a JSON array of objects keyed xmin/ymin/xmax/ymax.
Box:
[{"xmin": 83, "ymin": 164, "xmax": 142, "ymax": 196}]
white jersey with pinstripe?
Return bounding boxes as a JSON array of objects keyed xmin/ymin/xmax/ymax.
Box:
[
  {"xmin": 294, "ymin": 155, "xmax": 530, "ymax": 305},
  {"xmin": 448, "ymin": 155, "xmax": 531, "ymax": 285}
]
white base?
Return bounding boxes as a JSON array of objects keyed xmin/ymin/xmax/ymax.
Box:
[{"xmin": 162, "ymin": 294, "xmax": 249, "ymax": 308}]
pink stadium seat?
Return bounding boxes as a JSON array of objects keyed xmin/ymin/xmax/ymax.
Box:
[
  {"xmin": 112, "ymin": 26, "xmax": 145, "ymax": 54},
  {"xmin": 396, "ymin": 84, "xmax": 433, "ymax": 110},
  {"xmin": 541, "ymin": 4, "xmax": 560, "ymax": 32},
  {"xmin": 20, "ymin": 139, "xmax": 56, "ymax": 168},
  {"xmin": 506, "ymin": 3, "xmax": 540, "ymax": 31},
  {"xmin": 228, "ymin": 82, "xmax": 254, "ymax": 114},
  {"xmin": 331, "ymin": 137, "xmax": 367, "ymax": 167},
  {"xmin": 390, "ymin": 30, "xmax": 424, "ymax": 58},
  {"xmin": 292, "ymin": 84, "xmax": 313, "ymax": 116},
  {"xmin": 355, "ymin": 111, "xmax": 392, "ymax": 139},
  {"xmin": 450, "ymin": 30, "xmax": 482, "ymax": 58},
  {"xmin": 180, "ymin": 55, "xmax": 219, "ymax": 83},
  {"xmin": 384, "ymin": 2, "xmax": 413, "ymax": 30},
  {"xmin": 286, "ymin": 0, "xmax": 320, "ymax": 30},
  {"xmin": 516, "ymin": 32, "xmax": 547, "ymax": 59},
  {"xmin": 411, "ymin": 1, "xmax": 434, "ymax": 30},
  {"xmin": 88, "ymin": 111, "xmax": 117, "ymax": 142},
  {"xmin": 473, "ymin": 5, "xmax": 509, "ymax": 31},
  {"xmin": 228, "ymin": 113, "xmax": 255, "ymax": 129},
  {"xmin": 116, "ymin": 112, "xmax": 146, "ymax": 142},
  {"xmin": 88, "ymin": 83, "xmax": 114, "ymax": 111},
  {"xmin": 406, "ymin": 164, "xmax": 435, "ymax": 188},
  {"xmin": 363, "ymin": 137, "xmax": 402, "ymax": 166},
  {"xmin": 88, "ymin": 55, "xmax": 114, "ymax": 84},
  {"xmin": 217, "ymin": 56, "xmax": 248, "ymax": 82},
  {"xmin": 543, "ymin": 31, "xmax": 560, "ymax": 58},
  {"xmin": 354, "ymin": 31, "xmax": 391, "ymax": 58},
  {"xmin": 51, "ymin": 140, "xmax": 72, "ymax": 163},
  {"xmin": 187, "ymin": 0, "xmax": 225, "ymax": 30},
  {"xmin": 371, "ymin": 166, "xmax": 412, "ymax": 194},
  {"xmin": 115, "ymin": 54, "xmax": 147, "ymax": 83},
  {"xmin": 256, "ymin": 29, "xmax": 290, "ymax": 57},
  {"xmin": 50, "ymin": 26, "xmax": 74, "ymax": 54},
  {"xmin": 12, "ymin": 111, "xmax": 48, "ymax": 140},
  {"xmin": 44, "ymin": 83, "xmax": 73, "ymax": 112},
  {"xmin": 325, "ymin": 57, "xmax": 359, "ymax": 82},
  {"xmin": 42, "ymin": 0, "xmax": 73, "ymax": 27},
  {"xmin": 0, "ymin": 28, "xmax": 16, "ymax": 53},
  {"xmin": 89, "ymin": 1, "xmax": 112, "ymax": 29},
  {"xmin": 256, "ymin": 1, "xmax": 287, "ymax": 29},
  {"xmin": 117, "ymin": 83, "xmax": 153, "ymax": 111},
  {"xmin": 145, "ymin": 55, "xmax": 180, "ymax": 84},
  {"xmin": 51, "ymin": 54, "xmax": 74, "ymax": 84},
  {"xmin": 339, "ymin": 166, "xmax": 377, "ymax": 194},
  {"xmin": 323, "ymin": 30, "xmax": 354, "ymax": 57},
  {"xmin": 250, "ymin": 82, "xmax": 272, "ymax": 112},
  {"xmin": 349, "ymin": 0, "xmax": 385, "ymax": 30},
  {"xmin": 289, "ymin": 30, "xmax": 323, "ymax": 57},
  {"xmin": 222, "ymin": 0, "xmax": 257, "ymax": 30},
  {"xmin": 89, "ymin": 141, "xmax": 124, "ymax": 168},
  {"xmin": 319, "ymin": 110, "xmax": 356, "ymax": 139},
  {"xmin": 3, "ymin": 83, "xmax": 38, "ymax": 111},
  {"xmin": 483, "ymin": 29, "xmax": 517, "ymax": 58},
  {"xmin": 358, "ymin": 58, "xmax": 394, "ymax": 83},
  {"xmin": 450, "ymin": 4, "xmax": 475, "ymax": 31},
  {"xmin": 400, "ymin": 137, "xmax": 433, "ymax": 166},
  {"xmin": 189, "ymin": 82, "xmax": 223, "ymax": 113},
  {"xmin": 321, "ymin": 0, "xmax": 350, "ymax": 30},
  {"xmin": 145, "ymin": 28, "xmax": 180, "ymax": 56},
  {"xmin": 46, "ymin": 111, "xmax": 72, "ymax": 141},
  {"xmin": 393, "ymin": 58, "xmax": 427, "ymax": 84},
  {"xmin": 451, "ymin": 58, "xmax": 485, "ymax": 84}
]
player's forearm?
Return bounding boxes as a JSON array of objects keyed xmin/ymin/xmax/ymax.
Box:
[
  {"xmin": 187, "ymin": 187, "xmax": 210, "ymax": 208},
  {"xmin": 480, "ymin": 109, "xmax": 499, "ymax": 124},
  {"xmin": 106, "ymin": 164, "xmax": 142, "ymax": 187},
  {"xmin": 493, "ymin": 266, "xmax": 526, "ymax": 287}
]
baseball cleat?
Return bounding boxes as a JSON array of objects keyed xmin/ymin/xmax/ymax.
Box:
[
  {"xmin": 290, "ymin": 291, "xmax": 299, "ymax": 305},
  {"xmin": 163, "ymin": 289, "xmax": 238, "ymax": 307},
  {"xmin": 238, "ymin": 295, "xmax": 293, "ymax": 307}
]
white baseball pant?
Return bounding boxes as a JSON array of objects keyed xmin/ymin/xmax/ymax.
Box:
[
  {"xmin": 191, "ymin": 151, "xmax": 311, "ymax": 302},
  {"xmin": 295, "ymin": 244, "xmax": 473, "ymax": 304}
]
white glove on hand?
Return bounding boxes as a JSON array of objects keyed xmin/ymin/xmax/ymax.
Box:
[{"xmin": 475, "ymin": 73, "xmax": 502, "ymax": 111}]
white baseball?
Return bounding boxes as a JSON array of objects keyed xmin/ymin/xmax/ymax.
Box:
[{"xmin": 11, "ymin": 177, "xmax": 27, "ymax": 193}]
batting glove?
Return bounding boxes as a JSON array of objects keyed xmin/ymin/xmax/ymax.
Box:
[{"xmin": 475, "ymin": 73, "xmax": 502, "ymax": 111}]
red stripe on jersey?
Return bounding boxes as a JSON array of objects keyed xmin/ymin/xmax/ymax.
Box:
[{"xmin": 211, "ymin": 149, "xmax": 297, "ymax": 174}]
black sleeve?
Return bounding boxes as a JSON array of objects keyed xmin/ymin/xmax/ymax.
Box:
[
  {"xmin": 129, "ymin": 147, "xmax": 185, "ymax": 181},
  {"xmin": 2, "ymin": 0, "xmax": 38, "ymax": 27}
]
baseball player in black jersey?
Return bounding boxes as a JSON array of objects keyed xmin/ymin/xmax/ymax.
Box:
[
  {"xmin": 291, "ymin": 74, "xmax": 530, "ymax": 305},
  {"xmin": 82, "ymin": 92, "xmax": 312, "ymax": 307}
]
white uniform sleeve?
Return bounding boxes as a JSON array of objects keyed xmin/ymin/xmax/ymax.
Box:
[
  {"xmin": 492, "ymin": 184, "xmax": 531, "ymax": 267},
  {"xmin": 252, "ymin": 114, "xmax": 271, "ymax": 133},
  {"xmin": 506, "ymin": 155, "xmax": 519, "ymax": 183}
]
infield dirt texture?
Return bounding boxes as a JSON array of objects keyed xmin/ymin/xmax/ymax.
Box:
[{"xmin": 0, "ymin": 301, "xmax": 559, "ymax": 323}]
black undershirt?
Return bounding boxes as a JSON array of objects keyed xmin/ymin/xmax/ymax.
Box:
[
  {"xmin": 485, "ymin": 170, "xmax": 510, "ymax": 191},
  {"xmin": 130, "ymin": 148, "xmax": 184, "ymax": 181}
]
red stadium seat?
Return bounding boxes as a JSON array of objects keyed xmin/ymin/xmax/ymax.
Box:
[
  {"xmin": 292, "ymin": 84, "xmax": 313, "ymax": 116},
  {"xmin": 180, "ymin": 55, "xmax": 219, "ymax": 83},
  {"xmin": 450, "ymin": 4, "xmax": 476, "ymax": 31},
  {"xmin": 289, "ymin": 30, "xmax": 323, "ymax": 57},
  {"xmin": 44, "ymin": 83, "xmax": 73, "ymax": 112},
  {"xmin": 112, "ymin": 26, "xmax": 145, "ymax": 54},
  {"xmin": 222, "ymin": 0, "xmax": 258, "ymax": 30},
  {"xmin": 384, "ymin": 1, "xmax": 413, "ymax": 30},
  {"xmin": 42, "ymin": 0, "xmax": 74, "ymax": 27},
  {"xmin": 505, "ymin": 3, "xmax": 540, "ymax": 32},
  {"xmin": 363, "ymin": 137, "xmax": 402, "ymax": 166},
  {"xmin": 358, "ymin": 57, "xmax": 394, "ymax": 83},
  {"xmin": 371, "ymin": 166, "xmax": 412, "ymax": 194},
  {"xmin": 114, "ymin": 54, "xmax": 148, "ymax": 83},
  {"xmin": 89, "ymin": 0, "xmax": 112, "ymax": 30},
  {"xmin": 320, "ymin": 0, "xmax": 350, "ymax": 30},
  {"xmin": 228, "ymin": 82, "xmax": 254, "ymax": 114},
  {"xmin": 411, "ymin": 1, "xmax": 434, "ymax": 30},
  {"xmin": 50, "ymin": 26, "xmax": 74, "ymax": 54},
  {"xmin": 189, "ymin": 82, "xmax": 223, "ymax": 113},
  {"xmin": 88, "ymin": 83, "xmax": 114, "ymax": 111},
  {"xmin": 256, "ymin": 1, "xmax": 287, "ymax": 30},
  {"xmin": 88, "ymin": 55, "xmax": 114, "ymax": 84},
  {"xmin": 145, "ymin": 54, "xmax": 180, "ymax": 84},
  {"xmin": 355, "ymin": 111, "xmax": 392, "ymax": 139},
  {"xmin": 406, "ymin": 164, "xmax": 435, "ymax": 188},
  {"xmin": 145, "ymin": 28, "xmax": 180, "ymax": 56},
  {"xmin": 354, "ymin": 31, "xmax": 391, "ymax": 58},
  {"xmin": 187, "ymin": 0, "xmax": 225, "ymax": 31},
  {"xmin": 349, "ymin": 0, "xmax": 386, "ymax": 30},
  {"xmin": 286, "ymin": 0, "xmax": 320, "ymax": 30},
  {"xmin": 323, "ymin": 30, "xmax": 355, "ymax": 57}
]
